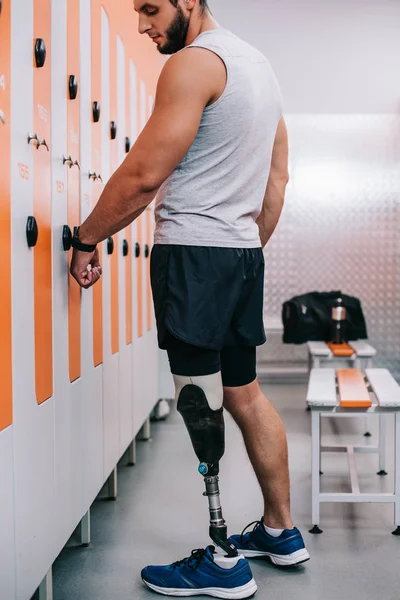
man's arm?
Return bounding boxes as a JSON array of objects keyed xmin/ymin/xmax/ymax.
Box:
[
  {"xmin": 256, "ymin": 117, "xmax": 289, "ymax": 249},
  {"xmin": 78, "ymin": 48, "xmax": 226, "ymax": 245}
]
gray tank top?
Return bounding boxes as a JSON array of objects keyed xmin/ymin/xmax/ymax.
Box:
[{"xmin": 154, "ymin": 28, "xmax": 284, "ymax": 248}]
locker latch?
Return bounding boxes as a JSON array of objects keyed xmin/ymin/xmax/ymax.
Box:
[
  {"xmin": 69, "ymin": 75, "xmax": 78, "ymax": 100},
  {"xmin": 35, "ymin": 38, "xmax": 47, "ymax": 68},
  {"xmin": 26, "ymin": 216, "xmax": 39, "ymax": 248}
]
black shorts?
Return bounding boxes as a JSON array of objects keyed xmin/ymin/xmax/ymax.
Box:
[{"xmin": 150, "ymin": 245, "xmax": 266, "ymax": 386}]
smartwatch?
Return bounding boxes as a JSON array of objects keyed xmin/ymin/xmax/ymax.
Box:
[{"xmin": 71, "ymin": 227, "xmax": 97, "ymax": 253}]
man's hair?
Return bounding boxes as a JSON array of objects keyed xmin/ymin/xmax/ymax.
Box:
[{"xmin": 169, "ymin": 0, "xmax": 208, "ymax": 13}]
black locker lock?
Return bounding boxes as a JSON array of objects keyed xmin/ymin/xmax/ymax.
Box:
[
  {"xmin": 144, "ymin": 244, "xmax": 150, "ymax": 258},
  {"xmin": 107, "ymin": 237, "xmax": 114, "ymax": 255},
  {"xmin": 110, "ymin": 121, "xmax": 117, "ymax": 140},
  {"xmin": 73, "ymin": 226, "xmax": 79, "ymax": 238},
  {"xmin": 135, "ymin": 242, "xmax": 141, "ymax": 258},
  {"xmin": 26, "ymin": 216, "xmax": 39, "ymax": 247},
  {"xmin": 35, "ymin": 39, "xmax": 47, "ymax": 68},
  {"xmin": 125, "ymin": 137, "xmax": 131, "ymax": 153},
  {"xmin": 122, "ymin": 239, "xmax": 129, "ymax": 257},
  {"xmin": 93, "ymin": 101, "xmax": 101, "ymax": 123},
  {"xmin": 69, "ymin": 75, "xmax": 78, "ymax": 100},
  {"xmin": 62, "ymin": 225, "xmax": 72, "ymax": 251}
]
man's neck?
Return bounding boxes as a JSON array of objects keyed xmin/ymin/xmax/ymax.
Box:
[{"xmin": 185, "ymin": 13, "xmax": 220, "ymax": 46}]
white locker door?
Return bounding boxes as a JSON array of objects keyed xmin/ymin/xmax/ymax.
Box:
[
  {"xmin": 52, "ymin": 0, "xmax": 85, "ymax": 552},
  {"xmin": 131, "ymin": 218, "xmax": 140, "ymax": 438},
  {"xmin": 101, "ymin": 7, "xmax": 120, "ymax": 478},
  {"xmin": 117, "ymin": 34, "xmax": 133, "ymax": 457},
  {"xmin": 143, "ymin": 206, "xmax": 159, "ymax": 417},
  {"xmin": 78, "ymin": 0, "xmax": 104, "ymax": 515},
  {"xmin": 0, "ymin": 1, "xmax": 16, "ymax": 596},
  {"xmin": 129, "ymin": 60, "xmax": 142, "ymax": 438},
  {"xmin": 11, "ymin": 0, "xmax": 56, "ymax": 597}
]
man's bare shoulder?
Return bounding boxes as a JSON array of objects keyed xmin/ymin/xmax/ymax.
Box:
[{"xmin": 157, "ymin": 46, "xmax": 226, "ymax": 106}]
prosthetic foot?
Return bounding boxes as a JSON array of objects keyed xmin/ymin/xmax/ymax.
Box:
[{"xmin": 176, "ymin": 375, "xmax": 238, "ymax": 558}]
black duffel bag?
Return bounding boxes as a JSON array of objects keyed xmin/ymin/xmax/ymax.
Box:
[{"xmin": 281, "ymin": 291, "xmax": 368, "ymax": 344}]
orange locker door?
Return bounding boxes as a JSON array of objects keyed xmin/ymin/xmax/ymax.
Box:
[
  {"xmin": 109, "ymin": 23, "xmax": 119, "ymax": 356},
  {"xmin": 91, "ymin": 0, "xmax": 103, "ymax": 367},
  {"xmin": 67, "ymin": 0, "xmax": 81, "ymax": 382},
  {"xmin": 136, "ymin": 213, "xmax": 144, "ymax": 338},
  {"xmin": 125, "ymin": 49, "xmax": 132, "ymax": 346},
  {"xmin": 146, "ymin": 209, "xmax": 152, "ymax": 332},
  {"xmin": 33, "ymin": 0, "xmax": 53, "ymax": 404},
  {"xmin": 0, "ymin": 0, "xmax": 12, "ymax": 430}
]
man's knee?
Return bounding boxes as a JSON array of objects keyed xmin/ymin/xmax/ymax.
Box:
[{"xmin": 223, "ymin": 379, "xmax": 262, "ymax": 415}]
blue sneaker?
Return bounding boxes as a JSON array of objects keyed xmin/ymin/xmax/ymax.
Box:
[
  {"xmin": 229, "ymin": 520, "xmax": 310, "ymax": 567},
  {"xmin": 141, "ymin": 545, "xmax": 257, "ymax": 598}
]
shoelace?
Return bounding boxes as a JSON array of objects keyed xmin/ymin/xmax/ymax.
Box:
[
  {"xmin": 240, "ymin": 520, "xmax": 262, "ymax": 545},
  {"xmin": 172, "ymin": 548, "xmax": 208, "ymax": 570}
]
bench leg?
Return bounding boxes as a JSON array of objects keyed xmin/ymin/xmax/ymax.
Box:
[
  {"xmin": 377, "ymin": 414, "xmax": 388, "ymax": 476},
  {"xmin": 108, "ymin": 467, "xmax": 117, "ymax": 501},
  {"xmin": 393, "ymin": 412, "xmax": 400, "ymax": 536},
  {"xmin": 80, "ymin": 508, "xmax": 91, "ymax": 547},
  {"xmin": 138, "ymin": 418, "xmax": 151, "ymax": 441},
  {"xmin": 38, "ymin": 568, "xmax": 53, "ymax": 600},
  {"xmin": 310, "ymin": 410, "xmax": 323, "ymax": 534},
  {"xmin": 128, "ymin": 439, "xmax": 136, "ymax": 466}
]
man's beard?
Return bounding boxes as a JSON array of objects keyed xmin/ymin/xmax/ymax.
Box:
[{"xmin": 158, "ymin": 6, "xmax": 190, "ymax": 55}]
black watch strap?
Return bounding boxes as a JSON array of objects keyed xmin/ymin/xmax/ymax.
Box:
[{"xmin": 71, "ymin": 227, "xmax": 97, "ymax": 253}]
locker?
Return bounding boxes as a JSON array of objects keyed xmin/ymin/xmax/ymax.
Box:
[
  {"xmin": 79, "ymin": 0, "xmax": 103, "ymax": 517},
  {"xmin": 0, "ymin": 0, "xmax": 12, "ymax": 433},
  {"xmin": 11, "ymin": 0, "xmax": 57, "ymax": 596},
  {"xmin": 91, "ymin": 0, "xmax": 103, "ymax": 369},
  {"xmin": 0, "ymin": 3, "xmax": 16, "ymax": 597},
  {"xmin": 51, "ymin": 0, "xmax": 89, "ymax": 556},
  {"xmin": 2, "ymin": 0, "xmax": 164, "ymax": 596},
  {"xmin": 101, "ymin": 5, "xmax": 120, "ymax": 479},
  {"xmin": 117, "ymin": 33, "xmax": 133, "ymax": 456}
]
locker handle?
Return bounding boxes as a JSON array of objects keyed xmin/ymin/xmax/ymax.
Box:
[
  {"xmin": 35, "ymin": 38, "xmax": 47, "ymax": 68},
  {"xmin": 63, "ymin": 155, "xmax": 74, "ymax": 168},
  {"xmin": 40, "ymin": 139, "xmax": 49, "ymax": 151},
  {"xmin": 135, "ymin": 243, "xmax": 141, "ymax": 258},
  {"xmin": 107, "ymin": 237, "xmax": 114, "ymax": 255},
  {"xmin": 0, "ymin": 110, "xmax": 6, "ymax": 125},
  {"xmin": 110, "ymin": 121, "xmax": 117, "ymax": 140},
  {"xmin": 144, "ymin": 244, "xmax": 150, "ymax": 258},
  {"xmin": 28, "ymin": 133, "xmax": 41, "ymax": 149},
  {"xmin": 69, "ymin": 75, "xmax": 78, "ymax": 100},
  {"xmin": 26, "ymin": 216, "xmax": 39, "ymax": 248},
  {"xmin": 62, "ymin": 225, "xmax": 72, "ymax": 251},
  {"xmin": 125, "ymin": 137, "xmax": 131, "ymax": 153},
  {"xmin": 74, "ymin": 160, "xmax": 81, "ymax": 170},
  {"xmin": 88, "ymin": 171, "xmax": 97, "ymax": 181},
  {"xmin": 0, "ymin": 1, "xmax": 2, "ymax": 16},
  {"xmin": 92, "ymin": 101, "xmax": 101, "ymax": 123},
  {"xmin": 123, "ymin": 240, "xmax": 129, "ymax": 256}
]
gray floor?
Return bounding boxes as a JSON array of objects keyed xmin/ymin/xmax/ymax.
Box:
[{"xmin": 46, "ymin": 382, "xmax": 399, "ymax": 600}]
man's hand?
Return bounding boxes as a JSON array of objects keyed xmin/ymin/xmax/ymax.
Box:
[{"xmin": 70, "ymin": 247, "xmax": 102, "ymax": 289}]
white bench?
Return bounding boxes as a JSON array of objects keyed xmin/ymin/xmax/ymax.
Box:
[
  {"xmin": 307, "ymin": 340, "xmax": 377, "ymax": 370},
  {"xmin": 307, "ymin": 368, "xmax": 400, "ymax": 535}
]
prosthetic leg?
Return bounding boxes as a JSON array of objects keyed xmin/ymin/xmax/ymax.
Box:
[{"xmin": 175, "ymin": 374, "xmax": 238, "ymax": 558}]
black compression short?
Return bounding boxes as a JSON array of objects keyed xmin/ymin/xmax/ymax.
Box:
[{"xmin": 165, "ymin": 332, "xmax": 257, "ymax": 388}]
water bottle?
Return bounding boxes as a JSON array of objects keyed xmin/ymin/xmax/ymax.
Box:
[{"xmin": 331, "ymin": 297, "xmax": 347, "ymax": 344}]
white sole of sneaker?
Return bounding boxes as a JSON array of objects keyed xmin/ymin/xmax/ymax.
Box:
[
  {"xmin": 239, "ymin": 548, "xmax": 310, "ymax": 566},
  {"xmin": 142, "ymin": 577, "xmax": 258, "ymax": 598}
]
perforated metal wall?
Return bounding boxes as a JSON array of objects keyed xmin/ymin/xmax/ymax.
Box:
[{"xmin": 260, "ymin": 115, "xmax": 400, "ymax": 377}]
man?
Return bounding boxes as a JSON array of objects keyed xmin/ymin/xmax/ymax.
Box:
[{"xmin": 70, "ymin": 0, "xmax": 310, "ymax": 597}]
